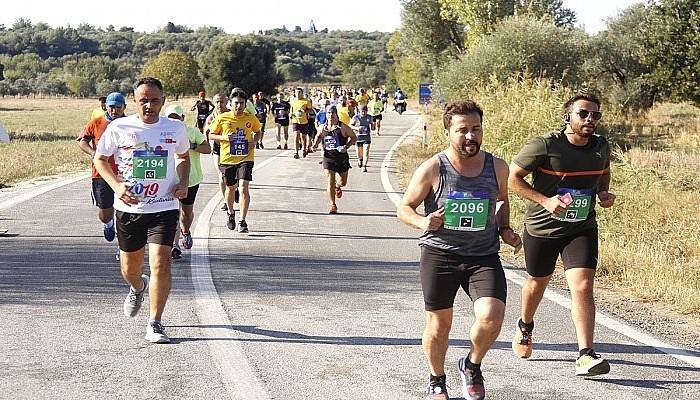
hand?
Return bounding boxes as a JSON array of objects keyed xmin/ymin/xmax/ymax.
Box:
[
  {"xmin": 172, "ymin": 183, "xmax": 188, "ymax": 199},
  {"xmin": 542, "ymin": 195, "xmax": 568, "ymax": 215},
  {"xmin": 116, "ymin": 182, "xmax": 140, "ymax": 205},
  {"xmin": 337, "ymin": 145, "xmax": 347, "ymax": 153},
  {"xmin": 500, "ymin": 228, "xmax": 522, "ymax": 254},
  {"xmin": 597, "ymin": 191, "xmax": 616, "ymax": 208},
  {"xmin": 421, "ymin": 207, "xmax": 445, "ymax": 232}
]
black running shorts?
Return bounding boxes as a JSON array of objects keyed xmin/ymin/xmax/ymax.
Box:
[
  {"xmin": 420, "ymin": 245, "xmax": 507, "ymax": 311},
  {"xmin": 179, "ymin": 184, "xmax": 200, "ymax": 206},
  {"xmin": 220, "ymin": 161, "xmax": 254, "ymax": 186},
  {"xmin": 91, "ymin": 178, "xmax": 114, "ymax": 210},
  {"xmin": 372, "ymin": 115, "xmax": 382, "ymax": 122},
  {"xmin": 292, "ymin": 123, "xmax": 305, "ymax": 133},
  {"xmin": 323, "ymin": 154, "xmax": 351, "ymax": 173},
  {"xmin": 275, "ymin": 118, "xmax": 290, "ymax": 127},
  {"xmin": 115, "ymin": 209, "xmax": 179, "ymax": 252},
  {"xmin": 522, "ymin": 227, "xmax": 599, "ymax": 277}
]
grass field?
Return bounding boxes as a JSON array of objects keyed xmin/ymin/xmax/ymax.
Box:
[
  {"xmin": 0, "ymin": 96, "xmax": 205, "ymax": 187},
  {"xmin": 396, "ymin": 80, "xmax": 700, "ymax": 315}
]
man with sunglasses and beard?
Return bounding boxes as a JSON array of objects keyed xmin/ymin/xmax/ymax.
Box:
[
  {"xmin": 508, "ymin": 93, "xmax": 615, "ymax": 377},
  {"xmin": 398, "ymin": 101, "xmax": 522, "ymax": 400}
]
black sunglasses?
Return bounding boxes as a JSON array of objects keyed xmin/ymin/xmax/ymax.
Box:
[{"xmin": 574, "ymin": 109, "xmax": 602, "ymax": 121}]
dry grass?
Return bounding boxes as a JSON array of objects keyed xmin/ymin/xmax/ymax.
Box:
[{"xmin": 396, "ymin": 79, "xmax": 700, "ymax": 315}]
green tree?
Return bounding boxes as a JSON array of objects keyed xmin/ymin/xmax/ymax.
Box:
[
  {"xmin": 199, "ymin": 35, "xmax": 282, "ymax": 95},
  {"xmin": 142, "ymin": 50, "xmax": 202, "ymax": 98},
  {"xmin": 642, "ymin": 0, "xmax": 700, "ymax": 104}
]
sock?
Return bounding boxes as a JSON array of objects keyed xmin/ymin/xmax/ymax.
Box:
[
  {"xmin": 148, "ymin": 319, "xmax": 160, "ymax": 325},
  {"xmin": 518, "ymin": 318, "xmax": 534, "ymax": 332},
  {"xmin": 105, "ymin": 219, "xmax": 114, "ymax": 228},
  {"xmin": 465, "ymin": 352, "xmax": 481, "ymax": 370},
  {"xmin": 429, "ymin": 374, "xmax": 446, "ymax": 384},
  {"xmin": 579, "ymin": 347, "xmax": 593, "ymax": 357}
]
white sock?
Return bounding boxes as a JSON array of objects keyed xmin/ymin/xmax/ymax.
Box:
[{"xmin": 105, "ymin": 219, "xmax": 114, "ymax": 228}]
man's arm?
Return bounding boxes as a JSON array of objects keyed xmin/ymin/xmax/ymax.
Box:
[
  {"xmin": 77, "ymin": 137, "xmax": 95, "ymax": 157},
  {"xmin": 397, "ymin": 157, "xmax": 443, "ymax": 232},
  {"xmin": 508, "ymin": 163, "xmax": 567, "ymax": 215},
  {"xmin": 340, "ymin": 124, "xmax": 356, "ymax": 148},
  {"xmin": 94, "ymin": 154, "xmax": 139, "ymax": 205},
  {"xmin": 596, "ymin": 171, "xmax": 616, "ymax": 208},
  {"xmin": 173, "ymin": 151, "xmax": 191, "ymax": 199},
  {"xmin": 494, "ymin": 158, "xmax": 522, "ymax": 252}
]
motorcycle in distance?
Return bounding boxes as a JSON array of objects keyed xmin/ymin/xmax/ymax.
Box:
[{"xmin": 394, "ymin": 98, "xmax": 407, "ymax": 115}]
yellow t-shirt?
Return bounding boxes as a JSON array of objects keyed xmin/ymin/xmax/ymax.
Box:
[
  {"xmin": 338, "ymin": 106, "xmax": 351, "ymax": 125},
  {"xmin": 210, "ymin": 111, "xmax": 261, "ymax": 165},
  {"xmin": 358, "ymin": 93, "xmax": 370, "ymax": 105},
  {"xmin": 291, "ymin": 98, "xmax": 312, "ymax": 124},
  {"xmin": 90, "ymin": 108, "xmax": 104, "ymax": 120}
]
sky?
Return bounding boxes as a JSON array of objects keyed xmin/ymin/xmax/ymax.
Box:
[{"xmin": 0, "ymin": 0, "xmax": 644, "ymax": 35}]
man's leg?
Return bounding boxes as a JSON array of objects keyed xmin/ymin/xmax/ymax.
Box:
[
  {"xmin": 363, "ymin": 143, "xmax": 371, "ymax": 169},
  {"xmin": 356, "ymin": 145, "xmax": 363, "ymax": 166},
  {"xmin": 423, "ymin": 308, "xmax": 453, "ymax": 376},
  {"xmin": 120, "ymin": 247, "xmax": 145, "ymax": 290},
  {"xmin": 239, "ymin": 179, "xmax": 251, "ymax": 221},
  {"xmin": 337, "ymin": 171, "xmax": 348, "ymax": 188},
  {"xmin": 147, "ymin": 243, "xmax": 172, "ymax": 321},
  {"xmin": 225, "ymin": 183, "xmax": 238, "ymax": 211},
  {"xmin": 98, "ymin": 207, "xmax": 114, "ymax": 224},
  {"xmin": 565, "ymin": 268, "xmax": 596, "ymax": 350},
  {"xmin": 283, "ymin": 125, "xmax": 289, "ymax": 147},
  {"xmin": 295, "ymin": 129, "xmax": 302, "ymax": 157},
  {"xmin": 325, "ymin": 170, "xmax": 336, "ymax": 205},
  {"xmin": 469, "ymin": 298, "xmax": 505, "ymax": 363},
  {"xmin": 276, "ymin": 124, "xmax": 282, "ymax": 147},
  {"xmin": 519, "ymin": 274, "xmax": 552, "ymax": 324}
]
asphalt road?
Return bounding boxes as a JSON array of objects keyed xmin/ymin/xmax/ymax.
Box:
[{"xmin": 1, "ymin": 110, "xmax": 699, "ymax": 400}]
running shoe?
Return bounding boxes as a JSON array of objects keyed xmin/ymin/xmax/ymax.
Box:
[
  {"xmin": 259, "ymin": 142, "xmax": 264, "ymax": 149},
  {"xmin": 294, "ymin": 153, "xmax": 300, "ymax": 159},
  {"xmin": 458, "ymin": 357, "xmax": 485, "ymax": 400},
  {"xmin": 103, "ymin": 221, "xmax": 115, "ymax": 242},
  {"xmin": 575, "ymin": 350, "xmax": 610, "ymax": 376},
  {"xmin": 358, "ymin": 161, "xmax": 363, "ymax": 168},
  {"xmin": 145, "ymin": 320, "xmax": 170, "ymax": 344},
  {"xmin": 238, "ymin": 220, "xmax": 249, "ymax": 233},
  {"xmin": 283, "ymin": 144, "xmax": 288, "ymax": 150},
  {"xmin": 276, "ymin": 145, "xmax": 282, "ymax": 150},
  {"xmin": 303, "ymin": 149, "xmax": 308, "ymax": 158},
  {"xmin": 115, "ymin": 248, "xmax": 120, "ymax": 261},
  {"xmin": 335, "ymin": 186, "xmax": 343, "ymax": 199},
  {"xmin": 227, "ymin": 212, "xmax": 236, "ymax": 230},
  {"xmin": 221, "ymin": 203, "xmax": 228, "ymax": 211},
  {"xmin": 123, "ymin": 274, "xmax": 149, "ymax": 317},
  {"xmin": 363, "ymin": 167, "xmax": 368, "ymax": 173},
  {"xmin": 329, "ymin": 204, "xmax": 338, "ymax": 214},
  {"xmin": 180, "ymin": 231, "xmax": 193, "ymax": 249},
  {"xmin": 425, "ymin": 375, "xmax": 448, "ymax": 400},
  {"xmin": 512, "ymin": 321, "xmax": 533, "ymax": 359},
  {"xmin": 255, "ymin": 143, "xmax": 260, "ymax": 149},
  {"xmin": 171, "ymin": 246, "xmax": 182, "ymax": 260}
]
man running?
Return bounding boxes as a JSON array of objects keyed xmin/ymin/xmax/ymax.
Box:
[
  {"xmin": 209, "ymin": 88, "xmax": 262, "ymax": 233},
  {"xmin": 271, "ymin": 92, "xmax": 291, "ymax": 150},
  {"xmin": 252, "ymin": 92, "xmax": 269, "ymax": 149},
  {"xmin": 312, "ymin": 105, "xmax": 356, "ymax": 214},
  {"xmin": 508, "ymin": 93, "xmax": 614, "ymax": 377},
  {"xmin": 191, "ymin": 90, "xmax": 214, "ymax": 133},
  {"xmin": 90, "ymin": 96, "xmax": 107, "ymax": 120},
  {"xmin": 93, "ymin": 77, "xmax": 191, "ymax": 344},
  {"xmin": 205, "ymin": 93, "xmax": 230, "ymax": 211},
  {"xmin": 368, "ymin": 90, "xmax": 384, "ymax": 136},
  {"xmin": 397, "ymin": 100, "xmax": 522, "ymax": 400},
  {"xmin": 77, "ymin": 92, "xmax": 127, "ymax": 247},
  {"xmin": 357, "ymin": 87, "xmax": 370, "ymax": 109},
  {"xmin": 165, "ymin": 105, "xmax": 211, "ymax": 259},
  {"xmin": 290, "ymin": 87, "xmax": 313, "ymax": 159},
  {"xmin": 350, "ymin": 105, "xmax": 372, "ymax": 172}
]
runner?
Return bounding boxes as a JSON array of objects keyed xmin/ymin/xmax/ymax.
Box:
[
  {"xmin": 205, "ymin": 93, "xmax": 230, "ymax": 212},
  {"xmin": 252, "ymin": 92, "xmax": 269, "ymax": 149},
  {"xmin": 350, "ymin": 105, "xmax": 372, "ymax": 172},
  {"xmin": 368, "ymin": 90, "xmax": 384, "ymax": 136},
  {"xmin": 311, "ymin": 105, "xmax": 356, "ymax": 214},
  {"xmin": 77, "ymin": 92, "xmax": 127, "ymax": 249},
  {"xmin": 380, "ymin": 88, "xmax": 389, "ymax": 112},
  {"xmin": 508, "ymin": 93, "xmax": 614, "ymax": 377},
  {"xmin": 357, "ymin": 87, "xmax": 370, "ymax": 109},
  {"xmin": 93, "ymin": 77, "xmax": 191, "ymax": 344},
  {"xmin": 290, "ymin": 87, "xmax": 313, "ymax": 159},
  {"xmin": 90, "ymin": 96, "xmax": 107, "ymax": 120},
  {"xmin": 271, "ymin": 92, "xmax": 291, "ymax": 150},
  {"xmin": 397, "ymin": 100, "xmax": 522, "ymax": 400},
  {"xmin": 191, "ymin": 90, "xmax": 214, "ymax": 133},
  {"xmin": 166, "ymin": 105, "xmax": 211, "ymax": 260},
  {"xmin": 209, "ymin": 88, "xmax": 262, "ymax": 233},
  {"xmin": 305, "ymin": 99, "xmax": 318, "ymax": 154}
]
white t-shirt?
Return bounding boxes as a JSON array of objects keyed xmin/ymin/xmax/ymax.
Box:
[{"xmin": 96, "ymin": 114, "xmax": 189, "ymax": 214}]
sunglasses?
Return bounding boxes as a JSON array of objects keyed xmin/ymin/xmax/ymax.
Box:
[{"xmin": 573, "ymin": 109, "xmax": 602, "ymax": 121}]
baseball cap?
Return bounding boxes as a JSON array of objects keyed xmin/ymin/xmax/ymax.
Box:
[
  {"xmin": 105, "ymin": 92, "xmax": 126, "ymax": 106},
  {"xmin": 164, "ymin": 104, "xmax": 184, "ymax": 117}
]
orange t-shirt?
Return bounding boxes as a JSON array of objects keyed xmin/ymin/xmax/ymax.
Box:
[{"xmin": 77, "ymin": 116, "xmax": 118, "ymax": 179}]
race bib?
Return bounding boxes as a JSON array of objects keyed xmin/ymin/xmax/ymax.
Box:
[
  {"xmin": 276, "ymin": 109, "xmax": 288, "ymax": 119},
  {"xmin": 132, "ymin": 149, "xmax": 168, "ymax": 180},
  {"xmin": 229, "ymin": 129, "xmax": 249, "ymax": 156},
  {"xmin": 443, "ymin": 190, "xmax": 490, "ymax": 231},
  {"xmin": 359, "ymin": 126, "xmax": 370, "ymax": 136},
  {"xmin": 295, "ymin": 108, "xmax": 304, "ymax": 118},
  {"xmin": 553, "ymin": 188, "xmax": 593, "ymax": 222},
  {"xmin": 323, "ymin": 134, "xmax": 339, "ymax": 150}
]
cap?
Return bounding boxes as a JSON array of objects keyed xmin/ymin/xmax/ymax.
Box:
[
  {"xmin": 198, "ymin": 91, "xmax": 206, "ymax": 97},
  {"xmin": 164, "ymin": 104, "xmax": 184, "ymax": 117},
  {"xmin": 105, "ymin": 92, "xmax": 125, "ymax": 106},
  {"xmin": 326, "ymin": 105, "xmax": 337, "ymax": 114}
]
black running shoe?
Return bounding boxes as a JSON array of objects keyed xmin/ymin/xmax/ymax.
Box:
[
  {"xmin": 426, "ymin": 375, "xmax": 448, "ymax": 400},
  {"xmin": 226, "ymin": 212, "xmax": 236, "ymax": 230},
  {"xmin": 458, "ymin": 357, "xmax": 485, "ymax": 400}
]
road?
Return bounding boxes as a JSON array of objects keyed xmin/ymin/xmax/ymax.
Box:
[{"xmin": 1, "ymin": 110, "xmax": 698, "ymax": 400}]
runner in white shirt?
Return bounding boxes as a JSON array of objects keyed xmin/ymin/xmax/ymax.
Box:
[{"xmin": 94, "ymin": 77, "xmax": 190, "ymax": 344}]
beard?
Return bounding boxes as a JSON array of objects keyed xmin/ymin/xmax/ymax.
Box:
[{"xmin": 457, "ymin": 140, "xmax": 481, "ymax": 157}]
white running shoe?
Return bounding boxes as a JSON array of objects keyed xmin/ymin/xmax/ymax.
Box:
[
  {"xmin": 145, "ymin": 320, "xmax": 170, "ymax": 344},
  {"xmin": 123, "ymin": 274, "xmax": 149, "ymax": 317}
]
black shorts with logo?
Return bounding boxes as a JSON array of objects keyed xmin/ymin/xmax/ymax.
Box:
[
  {"xmin": 220, "ymin": 161, "xmax": 254, "ymax": 186},
  {"xmin": 91, "ymin": 178, "xmax": 114, "ymax": 209},
  {"xmin": 420, "ymin": 245, "xmax": 507, "ymax": 311},
  {"xmin": 179, "ymin": 184, "xmax": 200, "ymax": 206},
  {"xmin": 115, "ymin": 209, "xmax": 179, "ymax": 252},
  {"xmin": 523, "ymin": 227, "xmax": 598, "ymax": 277}
]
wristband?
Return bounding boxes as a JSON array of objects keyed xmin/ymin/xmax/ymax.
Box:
[{"xmin": 190, "ymin": 142, "xmax": 198, "ymax": 150}]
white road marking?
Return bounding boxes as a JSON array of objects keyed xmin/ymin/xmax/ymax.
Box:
[
  {"xmin": 380, "ymin": 115, "xmax": 700, "ymax": 369},
  {"xmin": 191, "ymin": 150, "xmax": 291, "ymax": 400},
  {"xmin": 0, "ymin": 173, "xmax": 89, "ymax": 211}
]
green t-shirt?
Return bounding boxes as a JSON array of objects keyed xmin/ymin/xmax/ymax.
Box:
[
  {"xmin": 185, "ymin": 126, "xmax": 206, "ymax": 187},
  {"xmin": 512, "ymin": 129, "xmax": 610, "ymax": 238}
]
